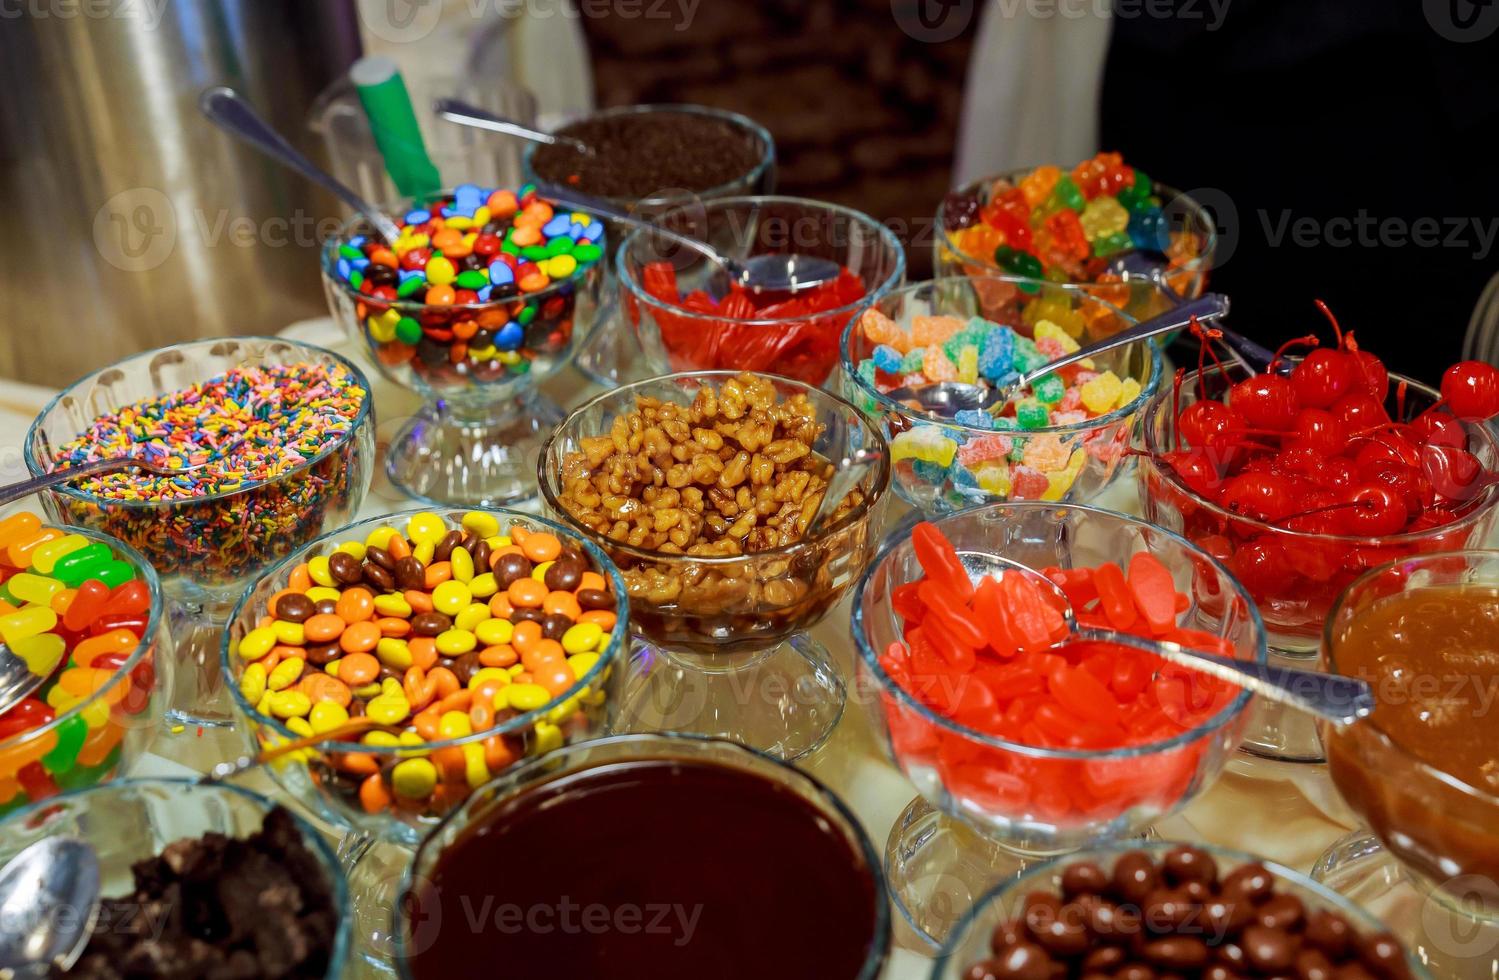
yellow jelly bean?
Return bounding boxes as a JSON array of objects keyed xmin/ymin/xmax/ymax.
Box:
[
  {"xmin": 413, "ymin": 540, "xmax": 435, "ymax": 565},
  {"xmin": 80, "ymin": 698, "xmax": 110, "ymax": 729},
  {"xmin": 307, "ymin": 555, "xmax": 336, "ymax": 587},
  {"xmin": 13, "ymin": 633, "xmax": 64, "ymax": 675},
  {"xmin": 532, "ymin": 721, "xmax": 563, "ymax": 755},
  {"xmin": 566, "ymin": 652, "xmax": 600, "ymax": 680},
  {"xmin": 309, "ymin": 700, "xmax": 350, "ymax": 734},
  {"xmin": 256, "ymin": 691, "xmax": 274, "ymax": 715},
  {"xmin": 461, "ymin": 511, "xmax": 499, "ymax": 538},
  {"xmin": 365, "ymin": 527, "xmax": 399, "ymax": 550},
  {"xmin": 530, "ymin": 560, "xmax": 553, "ymax": 583},
  {"xmin": 450, "ymin": 547, "xmax": 475, "ymax": 583},
  {"xmin": 431, "ymin": 580, "xmax": 471, "ymax": 616},
  {"xmin": 462, "ymin": 742, "xmax": 490, "ymax": 790},
  {"xmin": 468, "ymin": 667, "xmax": 511, "ymax": 690},
  {"xmin": 374, "ymin": 594, "xmax": 413, "ymax": 618},
  {"xmin": 560, "ymin": 622, "xmax": 603, "ymax": 655},
  {"xmin": 268, "ymin": 658, "xmax": 305, "ymax": 692},
  {"xmin": 269, "ymin": 691, "xmax": 311, "ymax": 719},
  {"xmin": 475, "ymin": 618, "xmax": 514, "ymax": 647},
  {"xmin": 454, "ymin": 603, "xmax": 489, "ymax": 633},
  {"xmin": 272, "ymin": 620, "xmax": 306, "ymax": 646},
  {"xmin": 435, "ymin": 629, "xmax": 477, "ymax": 656},
  {"xmin": 237, "ymin": 626, "xmax": 276, "ymax": 660},
  {"xmin": 336, "ymin": 541, "xmax": 368, "ymax": 561},
  {"xmin": 305, "ymin": 586, "xmax": 341, "ymax": 604},
  {"xmin": 438, "ymin": 710, "xmax": 472, "ymax": 739},
  {"xmin": 30, "ymin": 535, "xmax": 86, "ymax": 575},
  {"xmin": 239, "ymin": 663, "xmax": 267, "ymax": 703},
  {"xmin": 7, "ymin": 574, "xmax": 62, "ymax": 607},
  {"xmin": 506, "ymin": 683, "xmax": 551, "ymax": 713},
  {"xmin": 467, "ymin": 572, "xmax": 498, "ymax": 599},
  {"xmin": 406, "ymin": 512, "xmax": 447, "ymax": 545},
  {"xmin": 366, "ymin": 694, "xmax": 410, "ymax": 725},
  {"xmin": 391, "ymin": 758, "xmax": 438, "ymax": 799},
  {"xmin": 376, "ymin": 637, "xmax": 413, "ymax": 670}
]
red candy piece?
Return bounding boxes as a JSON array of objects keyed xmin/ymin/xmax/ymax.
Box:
[{"xmin": 912, "ymin": 522, "xmax": 973, "ymax": 600}]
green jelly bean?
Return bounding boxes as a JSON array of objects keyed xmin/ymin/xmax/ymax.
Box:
[
  {"xmin": 339, "ymin": 243, "xmax": 363, "ymax": 260},
  {"xmin": 349, "ymin": 268, "xmax": 365, "ymax": 290},
  {"xmin": 0, "ymin": 583, "xmax": 15, "ymax": 607},
  {"xmin": 396, "ymin": 315, "xmax": 422, "ymax": 344},
  {"xmin": 545, "ymin": 236, "xmax": 573, "ymax": 257},
  {"xmin": 54, "ymin": 746, "xmax": 121, "ymax": 792},
  {"xmin": 517, "ymin": 305, "xmax": 536, "ymax": 325},
  {"xmin": 455, "ymin": 270, "xmax": 487, "ymax": 290},
  {"xmin": 53, "ymin": 542, "xmax": 110, "ymax": 583},
  {"xmin": 520, "ymin": 245, "xmax": 549, "ymax": 261},
  {"xmin": 573, "ymin": 242, "xmax": 602, "ymax": 263},
  {"xmin": 0, "ymin": 794, "xmax": 28, "ymax": 820},
  {"xmin": 41, "ymin": 715, "xmax": 87, "ymax": 774},
  {"xmin": 396, "ymin": 275, "xmax": 425, "ymax": 298},
  {"xmin": 94, "ymin": 560, "xmax": 135, "ymax": 588}
]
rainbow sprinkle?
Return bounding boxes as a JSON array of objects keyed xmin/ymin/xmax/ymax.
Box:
[{"xmin": 53, "ymin": 364, "xmax": 367, "ymax": 501}]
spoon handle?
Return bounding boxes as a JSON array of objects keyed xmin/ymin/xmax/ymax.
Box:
[
  {"xmin": 198, "ymin": 87, "xmax": 403, "ymax": 245},
  {"xmin": 0, "ymin": 457, "xmax": 150, "ymax": 508},
  {"xmin": 530, "ymin": 181, "xmax": 733, "ymax": 273},
  {"xmin": 1015, "ymin": 294, "xmax": 1229, "ymax": 388},
  {"xmin": 1074, "ymin": 628, "xmax": 1375, "ymax": 726},
  {"xmin": 433, "ymin": 98, "xmax": 593, "ymax": 156},
  {"xmin": 198, "ymin": 718, "xmax": 402, "ymax": 784}
]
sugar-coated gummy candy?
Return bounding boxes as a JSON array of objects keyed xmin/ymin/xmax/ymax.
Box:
[
  {"xmin": 1032, "ymin": 319, "xmax": 1082, "ymax": 354},
  {"xmin": 956, "ymin": 345, "xmax": 979, "ymax": 385},
  {"xmin": 860, "ymin": 308, "xmax": 906, "ymax": 352},
  {"xmin": 872, "ymin": 345, "xmax": 904, "ymax": 373},
  {"xmin": 1042, "ymin": 449, "xmax": 1087, "ymax": 500},
  {"xmin": 1011, "ymin": 464, "xmax": 1050, "ymax": 498},
  {"xmin": 1022, "ymin": 434, "xmax": 1071, "ymax": 471},
  {"xmin": 1016, "ymin": 401, "xmax": 1051, "ymax": 429},
  {"xmin": 1012, "ymin": 337, "xmax": 1048, "ymax": 373},
  {"xmin": 978, "ymin": 327, "xmax": 1015, "ymax": 381},
  {"xmin": 1032, "ymin": 374, "xmax": 1066, "ymax": 405},
  {"xmin": 954, "ymin": 409, "xmax": 994, "ymax": 429},
  {"xmin": 924, "ymin": 347, "xmax": 957, "ymax": 381},
  {"xmin": 911, "ymin": 459, "xmax": 950, "ymax": 484},
  {"xmin": 911, "ymin": 314, "xmax": 963, "ymax": 347},
  {"xmin": 1116, "ymin": 377, "xmax": 1143, "ymax": 409},
  {"xmin": 973, "ymin": 461, "xmax": 1012, "ymax": 495},
  {"xmin": 957, "ymin": 434, "xmax": 1013, "ymax": 465},
  {"xmin": 891, "ymin": 427, "xmax": 959, "ymax": 467},
  {"xmin": 1049, "ymin": 410, "xmax": 1088, "ymax": 426},
  {"xmin": 1080, "ymin": 370, "xmax": 1125, "ymax": 414},
  {"xmin": 899, "ymin": 348, "xmax": 926, "ymax": 374}
]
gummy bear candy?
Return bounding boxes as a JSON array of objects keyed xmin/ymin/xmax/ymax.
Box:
[
  {"xmin": 1080, "ymin": 371, "xmax": 1125, "ymax": 414},
  {"xmin": 891, "ymin": 427, "xmax": 959, "ymax": 468},
  {"xmin": 978, "ymin": 327, "xmax": 1015, "ymax": 381}
]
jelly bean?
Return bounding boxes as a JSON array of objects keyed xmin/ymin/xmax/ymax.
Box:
[
  {"xmin": 62, "ymin": 579, "xmax": 110, "ymax": 632},
  {"xmin": 0, "ymin": 607, "xmax": 57, "ymax": 647},
  {"xmin": 40, "ymin": 715, "xmax": 87, "ymax": 773},
  {"xmin": 31, "ymin": 535, "xmax": 87, "ymax": 576},
  {"xmin": 8, "ymin": 572, "xmax": 62, "ymax": 606},
  {"xmin": 100, "ymin": 580, "xmax": 150, "ymax": 618}
]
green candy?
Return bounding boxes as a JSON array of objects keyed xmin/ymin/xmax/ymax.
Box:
[
  {"xmin": 545, "ymin": 236, "xmax": 573, "ymax": 257},
  {"xmin": 517, "ymin": 305, "xmax": 537, "ymax": 325},
  {"xmin": 994, "ymin": 245, "xmax": 1042, "ymax": 294},
  {"xmin": 1032, "ymin": 374, "xmax": 1066, "ymax": 405},
  {"xmin": 1093, "ymin": 231, "xmax": 1134, "ymax": 258},
  {"xmin": 1016, "ymin": 401, "xmax": 1050, "ymax": 430},
  {"xmin": 53, "ymin": 543, "xmax": 113, "ymax": 587},
  {"xmin": 54, "ymin": 746, "xmax": 122, "ymax": 791},
  {"xmin": 572, "ymin": 242, "xmax": 602, "ymax": 264},
  {"xmin": 94, "ymin": 560, "xmax": 135, "ymax": 588},
  {"xmin": 454, "ymin": 270, "xmax": 488, "ymax": 290},
  {"xmin": 513, "ymin": 359, "xmax": 532, "ymax": 374},
  {"xmin": 338, "ymin": 243, "xmax": 363, "ymax": 260},
  {"xmin": 349, "ymin": 268, "xmax": 365, "ymax": 291},
  {"xmin": 397, "ymin": 275, "xmax": 425, "ymax": 298},
  {"xmin": 41, "ymin": 715, "xmax": 87, "ymax": 774},
  {"xmin": 1049, "ymin": 175, "xmax": 1085, "ymax": 213},
  {"xmin": 395, "ymin": 316, "xmax": 422, "ymax": 345},
  {"xmin": 520, "ymin": 245, "xmax": 550, "ymax": 262}
]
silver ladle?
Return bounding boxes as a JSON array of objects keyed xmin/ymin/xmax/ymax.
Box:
[{"xmin": 433, "ymin": 98, "xmax": 594, "ymax": 157}]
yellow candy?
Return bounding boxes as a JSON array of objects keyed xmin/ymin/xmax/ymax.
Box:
[
  {"xmin": 974, "ymin": 461, "xmax": 1013, "ymax": 496},
  {"xmin": 406, "ymin": 512, "xmax": 447, "ymax": 545},
  {"xmin": 307, "ymin": 555, "xmax": 336, "ymax": 587},
  {"xmin": 957, "ymin": 345, "xmax": 979, "ymax": 385},
  {"xmin": 532, "ymin": 721, "xmax": 563, "ymax": 755},
  {"xmin": 1033, "ymin": 319, "xmax": 1082, "ymax": 354},
  {"xmin": 506, "ymin": 683, "xmax": 551, "ymax": 713},
  {"xmin": 468, "ymin": 667, "xmax": 511, "ymax": 690},
  {"xmin": 30, "ymin": 535, "xmax": 86, "ymax": 575},
  {"xmin": 437, "ymin": 710, "xmax": 472, "ymax": 739},
  {"xmin": 472, "ymin": 206, "xmax": 491, "ymax": 226},
  {"xmin": 381, "ymin": 677, "xmax": 404, "ymax": 698},
  {"xmin": 363, "ymin": 731, "xmax": 400, "ymax": 748},
  {"xmin": 267, "ymin": 657, "xmax": 305, "ymax": 692},
  {"xmin": 455, "ymin": 603, "xmax": 490, "ymax": 633},
  {"xmin": 450, "ymin": 547, "xmax": 475, "ymax": 583},
  {"xmin": 239, "ymin": 662, "xmax": 267, "ymax": 704},
  {"xmin": 365, "ymin": 527, "xmax": 399, "ymax": 550},
  {"xmin": 376, "ymin": 637, "xmax": 413, "ymax": 670},
  {"xmin": 237, "ymin": 626, "xmax": 277, "ymax": 660},
  {"xmin": 413, "ymin": 540, "xmax": 436, "ymax": 565},
  {"xmin": 374, "ymin": 594, "xmax": 413, "ymax": 618},
  {"xmin": 309, "ymin": 700, "xmax": 350, "ymax": 734},
  {"xmin": 531, "ymin": 560, "xmax": 553, "ymax": 583},
  {"xmin": 467, "ymin": 572, "xmax": 498, "ymax": 599},
  {"xmin": 268, "ymin": 690, "xmax": 311, "ymax": 719},
  {"xmin": 285, "ymin": 717, "xmax": 314, "ymax": 742},
  {"xmin": 560, "ymin": 622, "xmax": 603, "ymax": 655},
  {"xmin": 80, "ymin": 698, "xmax": 110, "ymax": 729},
  {"xmin": 431, "ymin": 580, "xmax": 472, "ymax": 616},
  {"xmin": 351, "ymin": 682, "xmax": 381, "ymax": 701},
  {"xmin": 256, "ymin": 691, "xmax": 273, "ymax": 715},
  {"xmin": 12, "ymin": 633, "xmax": 64, "ymax": 675},
  {"xmin": 0, "ymin": 606, "xmax": 55, "ymax": 647},
  {"xmin": 336, "ymin": 541, "xmax": 368, "ymax": 561},
  {"xmin": 1116, "ymin": 377, "xmax": 1143, "ymax": 410},
  {"xmin": 435, "ymin": 629, "xmax": 477, "ymax": 656},
  {"xmin": 366, "ymin": 693, "xmax": 410, "ymax": 725},
  {"xmin": 1079, "ymin": 371, "xmax": 1125, "ymax": 415},
  {"xmin": 461, "ymin": 512, "xmax": 500, "ymax": 539},
  {"xmin": 485, "ymin": 535, "xmax": 512, "ymax": 550},
  {"xmin": 445, "ymin": 215, "xmax": 473, "ymax": 231},
  {"xmin": 272, "ymin": 620, "xmax": 306, "ymax": 646},
  {"xmin": 425, "ymin": 255, "xmax": 456, "ymax": 286},
  {"xmin": 462, "ymin": 742, "xmax": 490, "ymax": 790},
  {"xmin": 391, "ymin": 758, "xmax": 439, "ymax": 798},
  {"xmin": 475, "ymin": 618, "xmax": 514, "ymax": 647},
  {"xmin": 305, "ymin": 586, "xmax": 341, "ymax": 604},
  {"xmin": 369, "ymin": 308, "xmax": 401, "ymax": 343},
  {"xmin": 1041, "ymin": 450, "xmax": 1087, "ymax": 502},
  {"xmin": 547, "ymin": 695, "xmax": 580, "ymax": 725},
  {"xmin": 7, "ymin": 573, "xmax": 62, "ymax": 607},
  {"xmin": 546, "ymin": 254, "xmax": 577, "ymax": 279}
]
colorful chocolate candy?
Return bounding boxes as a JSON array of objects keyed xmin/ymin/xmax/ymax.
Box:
[
  {"xmin": 326, "ymin": 183, "xmax": 605, "ymax": 389},
  {"xmin": 0, "ymin": 513, "xmax": 157, "ymax": 817},
  {"xmin": 231, "ymin": 511, "xmax": 622, "ymax": 822}
]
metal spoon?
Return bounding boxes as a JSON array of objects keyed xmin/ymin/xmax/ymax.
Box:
[
  {"xmin": 0, "ymin": 718, "xmax": 398, "ymax": 976},
  {"xmin": 884, "ymin": 294, "xmax": 1230, "ymax": 418},
  {"xmin": 0, "ymin": 455, "xmax": 195, "ymax": 510},
  {"xmin": 198, "ymin": 86, "xmax": 403, "ymax": 245},
  {"xmin": 983, "ymin": 554, "xmax": 1375, "ymax": 726},
  {"xmin": 530, "ymin": 182, "xmax": 844, "ymax": 294},
  {"xmin": 433, "ymin": 98, "xmax": 594, "ymax": 157},
  {"xmin": 804, "ymin": 447, "xmax": 882, "ymax": 538}
]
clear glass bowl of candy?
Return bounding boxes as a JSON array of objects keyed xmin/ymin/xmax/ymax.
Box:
[
  {"xmin": 840, "ymin": 274, "xmax": 1160, "ymax": 514},
  {"xmin": 851, "ymin": 502, "xmax": 1263, "ymax": 944},
  {"xmin": 616, "ymin": 196, "xmax": 906, "ymax": 386},
  {"xmin": 24, "ymin": 337, "xmax": 374, "ymax": 728},
  {"xmin": 935, "ymin": 841, "xmax": 1430, "ymax": 980},
  {"xmin": 319, "ymin": 183, "xmax": 607, "ymax": 506},
  {"xmin": 935, "ymin": 154, "xmax": 1216, "ymax": 326},
  {"xmin": 1314, "ymin": 551, "xmax": 1499, "ymax": 978},
  {"xmin": 221, "ymin": 507, "xmax": 629, "ymax": 970},
  {"xmin": 1137, "ymin": 327, "xmax": 1499, "ymax": 764},
  {"xmin": 540, "ymin": 371, "xmax": 891, "ymax": 761},
  {"xmin": 0, "ymin": 515, "xmax": 165, "ymax": 818},
  {"xmin": 0, "ymin": 778, "xmax": 351, "ymax": 978},
  {"xmin": 521, "ymin": 103, "xmax": 779, "ymax": 387}
]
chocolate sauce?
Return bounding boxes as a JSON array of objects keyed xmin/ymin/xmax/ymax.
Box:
[{"xmin": 404, "ymin": 757, "xmax": 882, "ymax": 979}]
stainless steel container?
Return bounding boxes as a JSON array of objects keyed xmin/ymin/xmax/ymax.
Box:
[{"xmin": 0, "ymin": 0, "xmax": 362, "ymax": 387}]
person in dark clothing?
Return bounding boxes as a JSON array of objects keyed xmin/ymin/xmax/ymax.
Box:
[{"xmin": 1101, "ymin": 0, "xmax": 1499, "ymax": 383}]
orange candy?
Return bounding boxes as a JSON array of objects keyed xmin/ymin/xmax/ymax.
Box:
[
  {"xmin": 423, "ymin": 562, "xmax": 453, "ymax": 589},
  {"xmin": 304, "ymin": 614, "xmax": 346, "ymax": 644},
  {"xmin": 340, "ymin": 621, "xmax": 381, "ymax": 654},
  {"xmin": 511, "ymin": 619, "xmax": 543, "ymax": 654},
  {"xmin": 543, "ymin": 591, "xmax": 581, "ymax": 620},
  {"xmin": 479, "ymin": 644, "xmax": 517, "ymax": 668},
  {"xmin": 299, "ymin": 672, "xmax": 352, "ymax": 707},
  {"xmin": 336, "ymin": 587, "xmax": 375, "ymax": 624},
  {"xmin": 579, "ymin": 610, "xmax": 617, "ymax": 631},
  {"xmin": 338, "ymin": 651, "xmax": 380, "ymax": 685},
  {"xmin": 577, "ymin": 572, "xmax": 606, "ymax": 593},
  {"xmin": 507, "ymin": 578, "xmax": 547, "ymax": 609},
  {"xmin": 520, "ymin": 532, "xmax": 562, "ymax": 563}
]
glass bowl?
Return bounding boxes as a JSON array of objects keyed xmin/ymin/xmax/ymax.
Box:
[
  {"xmin": 1139, "ymin": 364, "xmax": 1499, "ymax": 763},
  {"xmin": 24, "ymin": 337, "xmax": 375, "ymax": 727},
  {"xmin": 395, "ymin": 733, "xmax": 889, "ymax": 980},
  {"xmin": 839, "ymin": 274, "xmax": 1160, "ymax": 515},
  {"xmin": 935, "ymin": 840, "xmax": 1432, "ymax": 980},
  {"xmin": 935, "ymin": 167, "xmax": 1215, "ymax": 324},
  {"xmin": 523, "ymin": 104, "xmax": 778, "ymax": 387},
  {"xmin": 0, "ymin": 778, "xmax": 351, "ymax": 979},
  {"xmin": 319, "ymin": 189, "xmax": 606, "ymax": 506},
  {"xmin": 1314, "ymin": 551, "xmax": 1499, "ymax": 978},
  {"xmin": 0, "ymin": 522, "xmax": 166, "ymax": 818},
  {"xmin": 851, "ymin": 502, "xmax": 1263, "ymax": 944},
  {"xmin": 617, "ymin": 196, "xmax": 906, "ymax": 387},
  {"xmin": 539, "ymin": 370, "xmax": 891, "ymax": 761}
]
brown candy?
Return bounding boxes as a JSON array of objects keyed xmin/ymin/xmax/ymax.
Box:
[
  {"xmin": 577, "ymin": 587, "xmax": 614, "ymax": 611},
  {"xmin": 544, "ymin": 556, "xmax": 585, "ymax": 592},
  {"xmin": 365, "ymin": 545, "xmax": 394, "ymax": 570},
  {"xmin": 434, "ymin": 530, "xmax": 464, "ymax": 562},
  {"xmin": 1242, "ymin": 923, "xmax": 1296, "ymax": 972},
  {"xmin": 274, "ymin": 593, "xmax": 314, "ymax": 623},
  {"xmin": 363, "ymin": 563, "xmax": 395, "ymax": 592},
  {"xmin": 1062, "ymin": 861, "xmax": 1110, "ymax": 900},
  {"xmin": 411, "ymin": 612, "xmax": 453, "ymax": 637},
  {"xmin": 394, "ymin": 556, "xmax": 426, "ymax": 590},
  {"xmin": 493, "ymin": 552, "xmax": 534, "ymax": 588},
  {"xmin": 1113, "ymin": 851, "xmax": 1160, "ymax": 905},
  {"xmin": 1163, "ymin": 846, "xmax": 1218, "ymax": 887},
  {"xmin": 328, "ymin": 551, "xmax": 363, "ymax": 585}
]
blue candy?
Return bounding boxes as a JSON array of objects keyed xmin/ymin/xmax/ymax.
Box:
[
  {"xmin": 542, "ymin": 215, "xmax": 572, "ymax": 237},
  {"xmin": 583, "ymin": 223, "xmax": 604, "ymax": 242},
  {"xmin": 871, "ymin": 345, "xmax": 903, "ymax": 373},
  {"xmin": 912, "ymin": 459, "xmax": 951, "ymax": 484},
  {"xmin": 336, "ymin": 257, "xmax": 351, "ymax": 281},
  {"xmin": 978, "ymin": 328, "xmax": 1015, "ymax": 381},
  {"xmin": 398, "ymin": 269, "xmax": 424, "ymax": 286},
  {"xmin": 477, "ymin": 285, "xmax": 493, "ymax": 302},
  {"xmin": 351, "ymin": 256, "xmax": 369, "ymax": 270},
  {"xmin": 954, "ymin": 409, "xmax": 994, "ymax": 429},
  {"xmin": 1128, "ymin": 207, "xmax": 1167, "ymax": 249},
  {"xmin": 348, "ymin": 235, "xmax": 367, "ymax": 248},
  {"xmin": 404, "ymin": 209, "xmax": 431, "ymax": 225},
  {"xmin": 569, "ymin": 222, "xmax": 587, "ymax": 240},
  {"xmin": 488, "ymin": 261, "xmax": 515, "ymax": 285},
  {"xmin": 496, "ymin": 322, "xmax": 525, "ymax": 351}
]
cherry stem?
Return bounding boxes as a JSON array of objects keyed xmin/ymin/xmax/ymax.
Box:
[
  {"xmin": 1276, "ymin": 500, "xmax": 1364, "ymax": 528},
  {"xmin": 1269, "ymin": 334, "xmax": 1320, "ymax": 373},
  {"xmin": 1396, "ymin": 379, "xmax": 1409, "ymax": 422},
  {"xmin": 1409, "ymin": 395, "xmax": 1446, "ymax": 427},
  {"xmin": 1171, "ymin": 367, "xmax": 1185, "ymax": 452},
  {"xmin": 1313, "ymin": 299, "xmax": 1345, "ymax": 349}
]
